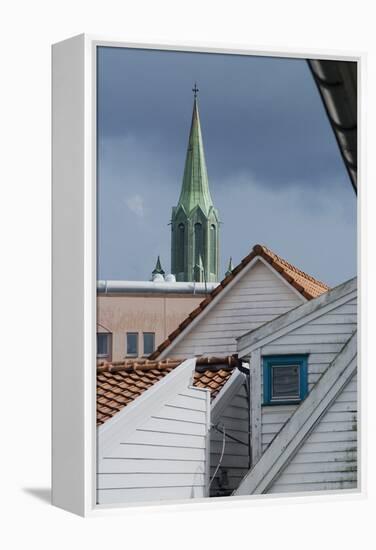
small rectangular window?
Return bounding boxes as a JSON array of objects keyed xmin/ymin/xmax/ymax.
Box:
[
  {"xmin": 126, "ymin": 333, "xmax": 138, "ymax": 356},
  {"xmin": 263, "ymin": 355, "xmax": 308, "ymax": 405},
  {"xmin": 97, "ymin": 333, "xmax": 111, "ymax": 359},
  {"xmin": 143, "ymin": 332, "xmax": 155, "ymax": 355}
]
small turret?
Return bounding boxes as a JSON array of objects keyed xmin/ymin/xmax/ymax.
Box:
[
  {"xmin": 151, "ymin": 256, "xmax": 165, "ymax": 281},
  {"xmin": 225, "ymin": 257, "xmax": 234, "ymax": 277}
]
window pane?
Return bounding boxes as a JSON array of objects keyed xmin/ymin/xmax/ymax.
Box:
[
  {"xmin": 97, "ymin": 333, "xmax": 109, "ymax": 356},
  {"xmin": 143, "ymin": 333, "xmax": 155, "ymax": 355},
  {"xmin": 127, "ymin": 333, "xmax": 138, "ymax": 355},
  {"xmin": 271, "ymin": 365, "xmax": 300, "ymax": 400}
]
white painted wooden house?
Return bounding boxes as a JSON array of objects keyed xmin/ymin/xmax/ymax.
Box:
[
  {"xmin": 97, "ymin": 358, "xmax": 211, "ymax": 505},
  {"xmin": 150, "ymin": 244, "xmax": 329, "ymax": 496},
  {"xmin": 96, "ymin": 244, "xmax": 334, "ymax": 504},
  {"xmin": 234, "ymin": 276, "xmax": 357, "ymax": 496}
]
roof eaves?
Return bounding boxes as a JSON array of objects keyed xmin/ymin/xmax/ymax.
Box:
[{"xmin": 149, "ymin": 244, "xmax": 329, "ymax": 360}]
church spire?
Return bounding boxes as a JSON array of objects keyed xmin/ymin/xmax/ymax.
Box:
[
  {"xmin": 171, "ymin": 87, "xmax": 220, "ymax": 283},
  {"xmin": 176, "ymin": 87, "xmax": 215, "ymax": 216}
]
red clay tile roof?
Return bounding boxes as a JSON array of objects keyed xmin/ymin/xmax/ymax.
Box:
[
  {"xmin": 97, "ymin": 356, "xmax": 237, "ymax": 425},
  {"xmin": 149, "ymin": 244, "xmax": 330, "ymax": 360}
]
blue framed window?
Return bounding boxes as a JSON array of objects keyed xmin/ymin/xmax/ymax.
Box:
[{"xmin": 263, "ymin": 355, "xmax": 308, "ymax": 405}]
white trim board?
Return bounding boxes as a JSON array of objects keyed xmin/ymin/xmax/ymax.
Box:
[
  {"xmin": 234, "ymin": 332, "xmax": 357, "ymax": 495},
  {"xmin": 237, "ymin": 277, "xmax": 357, "ymax": 356},
  {"xmin": 211, "ymin": 368, "xmax": 247, "ymax": 421},
  {"xmin": 159, "ymin": 256, "xmax": 307, "ymax": 360}
]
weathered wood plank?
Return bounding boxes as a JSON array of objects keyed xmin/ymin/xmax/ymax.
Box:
[
  {"xmin": 270, "ymin": 333, "xmax": 354, "ymax": 346},
  {"xmin": 104, "ymin": 444, "xmax": 206, "ymax": 461},
  {"xmin": 97, "ymin": 485, "xmax": 206, "ymax": 504},
  {"xmin": 98, "ymin": 458, "xmax": 206, "ymax": 474},
  {"xmin": 262, "ymin": 428, "xmax": 357, "ymax": 446},
  {"xmin": 168, "ymin": 395, "xmax": 207, "ymax": 412},
  {"xmin": 292, "ymin": 324, "xmax": 356, "ymax": 335},
  {"xmin": 97, "ymin": 472, "xmax": 206, "ymax": 490},
  {"xmin": 272, "ymin": 470, "xmax": 357, "ymax": 485},
  {"xmin": 290, "ymin": 450, "xmax": 357, "ymax": 464},
  {"xmin": 262, "ymin": 343, "xmax": 345, "ymax": 354},
  {"xmin": 282, "ymin": 461, "xmax": 357, "ymax": 475},
  {"xmin": 158, "ymin": 405, "xmax": 206, "ymax": 424},
  {"xmin": 268, "ymin": 481, "xmax": 357, "ymax": 494}
]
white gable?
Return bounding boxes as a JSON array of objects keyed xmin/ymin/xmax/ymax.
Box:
[
  {"xmin": 163, "ymin": 259, "xmax": 305, "ymax": 359},
  {"xmin": 97, "ymin": 359, "xmax": 211, "ymax": 505}
]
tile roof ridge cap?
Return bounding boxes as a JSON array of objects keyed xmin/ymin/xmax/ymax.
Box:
[
  {"xmin": 256, "ymin": 244, "xmax": 330, "ymax": 290},
  {"xmin": 97, "ymin": 355, "xmax": 238, "ymax": 373}
]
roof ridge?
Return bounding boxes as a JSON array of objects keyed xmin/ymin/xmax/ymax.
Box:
[
  {"xmin": 149, "ymin": 243, "xmax": 330, "ymax": 360},
  {"xmin": 98, "ymin": 355, "xmax": 238, "ymax": 374},
  {"xmin": 97, "ymin": 356, "xmax": 238, "ymax": 425},
  {"xmin": 258, "ymin": 245, "xmax": 330, "ymax": 290}
]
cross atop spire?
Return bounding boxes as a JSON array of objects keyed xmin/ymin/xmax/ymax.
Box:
[{"xmin": 192, "ymin": 82, "xmax": 199, "ymax": 98}]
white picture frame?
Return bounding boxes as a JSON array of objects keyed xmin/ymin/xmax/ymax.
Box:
[{"xmin": 52, "ymin": 34, "xmax": 364, "ymax": 517}]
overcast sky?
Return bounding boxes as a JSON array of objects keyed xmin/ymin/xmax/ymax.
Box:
[{"xmin": 97, "ymin": 47, "xmax": 356, "ymax": 287}]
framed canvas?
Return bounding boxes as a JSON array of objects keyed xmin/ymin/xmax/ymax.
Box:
[{"xmin": 52, "ymin": 34, "xmax": 363, "ymax": 517}]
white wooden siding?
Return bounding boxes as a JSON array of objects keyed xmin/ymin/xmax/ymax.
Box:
[
  {"xmin": 235, "ymin": 332, "xmax": 357, "ymax": 496},
  {"xmin": 260, "ymin": 290, "xmax": 357, "ymax": 451},
  {"xmin": 171, "ymin": 260, "xmax": 304, "ymax": 358},
  {"xmin": 97, "ymin": 359, "xmax": 211, "ymax": 505},
  {"xmin": 209, "ymin": 382, "xmax": 250, "ymax": 496},
  {"xmin": 268, "ymin": 373, "xmax": 357, "ymax": 494}
]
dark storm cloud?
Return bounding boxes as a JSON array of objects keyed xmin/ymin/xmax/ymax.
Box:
[
  {"xmin": 97, "ymin": 46, "xmax": 356, "ymax": 286},
  {"xmin": 98, "ymin": 47, "xmax": 346, "ymax": 188}
]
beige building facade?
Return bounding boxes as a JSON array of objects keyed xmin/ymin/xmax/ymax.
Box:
[{"xmin": 97, "ymin": 280, "xmax": 217, "ymax": 361}]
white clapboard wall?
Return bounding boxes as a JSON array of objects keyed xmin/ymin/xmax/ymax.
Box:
[
  {"xmin": 209, "ymin": 372, "xmax": 250, "ymax": 496},
  {"xmin": 268, "ymin": 373, "xmax": 357, "ymax": 493},
  {"xmin": 235, "ymin": 330, "xmax": 357, "ymax": 496},
  {"xmin": 260, "ymin": 289, "xmax": 357, "ymax": 453},
  {"xmin": 157, "ymin": 258, "xmax": 305, "ymax": 496},
  {"xmin": 163, "ymin": 259, "xmax": 305, "ymax": 359},
  {"xmin": 97, "ymin": 359, "xmax": 211, "ymax": 505}
]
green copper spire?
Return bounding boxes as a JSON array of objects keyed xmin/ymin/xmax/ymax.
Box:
[
  {"xmin": 177, "ymin": 91, "xmax": 214, "ymax": 216},
  {"xmin": 225, "ymin": 257, "xmax": 234, "ymax": 277},
  {"xmin": 171, "ymin": 86, "xmax": 220, "ymax": 283},
  {"xmin": 152, "ymin": 255, "xmax": 165, "ymax": 279}
]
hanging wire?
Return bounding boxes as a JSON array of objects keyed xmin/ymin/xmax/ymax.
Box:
[{"xmin": 208, "ymin": 422, "xmax": 226, "ymax": 489}]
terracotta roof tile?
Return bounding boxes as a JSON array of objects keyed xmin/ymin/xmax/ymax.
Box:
[
  {"xmin": 97, "ymin": 356, "xmax": 238, "ymax": 425},
  {"xmin": 149, "ymin": 244, "xmax": 329, "ymax": 361}
]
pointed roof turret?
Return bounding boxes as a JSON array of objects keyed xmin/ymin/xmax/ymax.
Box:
[
  {"xmin": 225, "ymin": 257, "xmax": 234, "ymax": 277},
  {"xmin": 177, "ymin": 85, "xmax": 214, "ymax": 216},
  {"xmin": 152, "ymin": 256, "xmax": 165, "ymax": 279}
]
